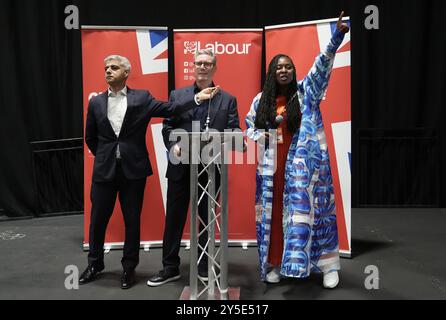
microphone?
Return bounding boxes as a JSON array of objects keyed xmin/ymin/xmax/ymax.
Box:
[
  {"xmin": 262, "ymin": 114, "xmax": 284, "ymax": 148},
  {"xmin": 275, "ymin": 115, "xmax": 284, "ymax": 127},
  {"xmin": 203, "ymin": 90, "xmax": 213, "ymax": 141},
  {"xmin": 267, "ymin": 115, "xmax": 283, "ymax": 129}
]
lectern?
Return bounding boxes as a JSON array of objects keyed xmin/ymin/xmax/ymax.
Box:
[{"xmin": 176, "ymin": 129, "xmax": 244, "ymax": 300}]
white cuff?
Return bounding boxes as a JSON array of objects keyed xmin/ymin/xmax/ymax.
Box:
[{"xmin": 194, "ymin": 94, "xmax": 202, "ymax": 105}]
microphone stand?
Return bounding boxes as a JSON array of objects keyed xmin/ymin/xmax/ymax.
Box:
[{"xmin": 203, "ymin": 92, "xmax": 212, "ymax": 142}]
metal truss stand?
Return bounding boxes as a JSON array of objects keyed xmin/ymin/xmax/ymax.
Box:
[{"xmin": 180, "ymin": 131, "xmax": 243, "ymax": 300}]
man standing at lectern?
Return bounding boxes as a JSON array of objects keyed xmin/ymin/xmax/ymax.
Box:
[
  {"xmin": 147, "ymin": 49, "xmax": 240, "ymax": 287},
  {"xmin": 80, "ymin": 55, "xmax": 218, "ymax": 289}
]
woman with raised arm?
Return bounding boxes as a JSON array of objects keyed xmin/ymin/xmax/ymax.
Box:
[{"xmin": 245, "ymin": 12, "xmax": 350, "ymax": 288}]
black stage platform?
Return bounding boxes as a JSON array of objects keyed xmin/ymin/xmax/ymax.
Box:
[{"xmin": 1, "ymin": 209, "xmax": 445, "ymax": 300}]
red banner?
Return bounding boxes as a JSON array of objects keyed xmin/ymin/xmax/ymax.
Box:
[
  {"xmin": 173, "ymin": 29, "xmax": 263, "ymax": 242},
  {"xmin": 81, "ymin": 27, "xmax": 169, "ymax": 247},
  {"xmin": 265, "ymin": 18, "xmax": 352, "ymax": 255},
  {"xmin": 81, "ymin": 25, "xmax": 348, "ymax": 252}
]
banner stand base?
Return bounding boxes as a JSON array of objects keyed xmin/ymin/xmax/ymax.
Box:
[
  {"xmin": 340, "ymin": 250, "xmax": 352, "ymax": 259},
  {"xmin": 180, "ymin": 287, "xmax": 240, "ymax": 300}
]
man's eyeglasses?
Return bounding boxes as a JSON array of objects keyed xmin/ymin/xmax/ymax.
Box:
[{"xmin": 193, "ymin": 61, "xmax": 214, "ymax": 69}]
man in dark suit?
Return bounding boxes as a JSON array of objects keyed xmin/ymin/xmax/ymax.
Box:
[
  {"xmin": 147, "ymin": 49, "xmax": 240, "ymax": 286},
  {"xmin": 80, "ymin": 55, "xmax": 218, "ymax": 289}
]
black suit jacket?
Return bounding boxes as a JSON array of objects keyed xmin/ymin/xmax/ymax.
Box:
[
  {"xmin": 162, "ymin": 85, "xmax": 240, "ymax": 181},
  {"xmin": 85, "ymin": 88, "xmax": 196, "ymax": 182}
]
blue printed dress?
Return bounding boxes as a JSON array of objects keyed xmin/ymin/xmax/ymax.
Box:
[{"xmin": 245, "ymin": 29, "xmax": 345, "ymax": 281}]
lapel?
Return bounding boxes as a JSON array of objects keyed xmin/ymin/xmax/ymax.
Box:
[
  {"xmin": 120, "ymin": 87, "xmax": 134, "ymax": 135},
  {"xmin": 98, "ymin": 91, "xmax": 117, "ymax": 138},
  {"xmin": 208, "ymin": 90, "xmax": 222, "ymax": 127},
  {"xmin": 185, "ymin": 86, "xmax": 196, "ymax": 119}
]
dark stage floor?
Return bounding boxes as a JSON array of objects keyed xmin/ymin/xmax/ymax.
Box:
[{"xmin": 1, "ymin": 209, "xmax": 446, "ymax": 300}]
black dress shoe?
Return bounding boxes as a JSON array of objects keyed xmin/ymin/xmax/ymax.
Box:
[
  {"xmin": 79, "ymin": 266, "xmax": 103, "ymax": 285},
  {"xmin": 198, "ymin": 269, "xmax": 208, "ymax": 282},
  {"xmin": 147, "ymin": 270, "xmax": 180, "ymax": 287},
  {"xmin": 121, "ymin": 270, "xmax": 136, "ymax": 289}
]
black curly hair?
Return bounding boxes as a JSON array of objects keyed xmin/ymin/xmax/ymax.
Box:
[{"xmin": 255, "ymin": 54, "xmax": 301, "ymax": 134}]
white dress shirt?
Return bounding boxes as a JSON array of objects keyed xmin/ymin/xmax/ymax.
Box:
[{"xmin": 107, "ymin": 86, "xmax": 128, "ymax": 159}]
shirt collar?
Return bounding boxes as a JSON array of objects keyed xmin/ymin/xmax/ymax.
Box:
[
  {"xmin": 193, "ymin": 82, "xmax": 215, "ymax": 94},
  {"xmin": 108, "ymin": 86, "xmax": 128, "ymax": 97}
]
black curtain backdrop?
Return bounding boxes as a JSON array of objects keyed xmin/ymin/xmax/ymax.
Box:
[{"xmin": 1, "ymin": 0, "xmax": 445, "ymax": 217}]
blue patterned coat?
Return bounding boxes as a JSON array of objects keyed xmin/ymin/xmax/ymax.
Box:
[{"xmin": 245, "ymin": 29, "xmax": 345, "ymax": 281}]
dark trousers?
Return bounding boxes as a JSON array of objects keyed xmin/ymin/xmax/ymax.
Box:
[
  {"xmin": 88, "ymin": 160, "xmax": 146, "ymax": 271},
  {"xmin": 162, "ymin": 165, "xmax": 220, "ymax": 273}
]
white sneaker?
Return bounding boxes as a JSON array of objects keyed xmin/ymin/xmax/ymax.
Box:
[
  {"xmin": 323, "ymin": 270, "xmax": 339, "ymax": 289},
  {"xmin": 266, "ymin": 268, "xmax": 281, "ymax": 283}
]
